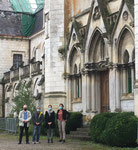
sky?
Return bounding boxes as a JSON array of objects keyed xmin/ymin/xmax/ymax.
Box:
[{"xmin": 29, "ymin": 0, "xmax": 37, "ymax": 11}]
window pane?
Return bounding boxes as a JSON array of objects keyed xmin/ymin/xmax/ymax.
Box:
[
  {"xmin": 128, "ymin": 68, "xmax": 132, "ymax": 93},
  {"xmin": 13, "ymin": 54, "xmax": 22, "ymax": 69}
]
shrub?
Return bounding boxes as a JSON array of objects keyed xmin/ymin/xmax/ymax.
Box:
[
  {"xmin": 102, "ymin": 112, "xmax": 137, "ymax": 147},
  {"xmin": 40, "ymin": 112, "xmax": 83, "ymax": 135},
  {"xmin": 66, "ymin": 112, "xmax": 83, "ymax": 134},
  {"xmin": 90, "ymin": 112, "xmax": 117, "ymax": 143},
  {"xmin": 90, "ymin": 112, "xmax": 138, "ymax": 147}
]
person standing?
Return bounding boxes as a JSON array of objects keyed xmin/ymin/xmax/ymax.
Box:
[
  {"xmin": 32, "ymin": 106, "xmax": 43, "ymax": 144},
  {"xmin": 18, "ymin": 105, "xmax": 31, "ymax": 144},
  {"xmin": 45, "ymin": 105, "xmax": 55, "ymax": 143},
  {"xmin": 57, "ymin": 104, "xmax": 70, "ymax": 143}
]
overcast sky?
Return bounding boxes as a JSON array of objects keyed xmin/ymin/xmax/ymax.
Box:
[{"xmin": 29, "ymin": 0, "xmax": 37, "ymax": 10}]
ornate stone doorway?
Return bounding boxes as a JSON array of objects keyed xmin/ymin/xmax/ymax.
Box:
[{"xmin": 100, "ymin": 70, "xmax": 109, "ymax": 113}]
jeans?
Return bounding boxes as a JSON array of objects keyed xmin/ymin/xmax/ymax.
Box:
[
  {"xmin": 58, "ymin": 120, "xmax": 66, "ymax": 140},
  {"xmin": 32, "ymin": 125, "xmax": 41, "ymax": 142},
  {"xmin": 19, "ymin": 123, "xmax": 29, "ymax": 143},
  {"xmin": 47, "ymin": 128, "xmax": 54, "ymax": 139}
]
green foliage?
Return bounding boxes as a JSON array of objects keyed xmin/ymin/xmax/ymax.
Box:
[
  {"xmin": 40, "ymin": 112, "xmax": 83, "ymax": 136},
  {"xmin": 12, "ymin": 82, "xmax": 35, "ymax": 115},
  {"xmin": 40, "ymin": 119, "xmax": 47, "ymax": 136},
  {"xmin": 90, "ymin": 112, "xmax": 117, "ymax": 143},
  {"xmin": 102, "ymin": 112, "xmax": 137, "ymax": 147},
  {"xmin": 66, "ymin": 112, "xmax": 83, "ymax": 134},
  {"xmin": 90, "ymin": 112, "xmax": 138, "ymax": 147}
]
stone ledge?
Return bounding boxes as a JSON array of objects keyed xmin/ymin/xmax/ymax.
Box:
[
  {"xmin": 45, "ymin": 91, "xmax": 66, "ymax": 98},
  {"xmin": 121, "ymin": 93, "xmax": 134, "ymax": 100}
]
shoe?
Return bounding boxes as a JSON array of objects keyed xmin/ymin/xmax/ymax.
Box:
[
  {"xmin": 51, "ymin": 139, "xmax": 53, "ymax": 143},
  {"xmin": 32, "ymin": 141, "xmax": 36, "ymax": 144},
  {"xmin": 48, "ymin": 139, "xmax": 50, "ymax": 143},
  {"xmin": 62, "ymin": 140, "xmax": 65, "ymax": 143},
  {"xmin": 36, "ymin": 141, "xmax": 40, "ymax": 144},
  {"xmin": 26, "ymin": 142, "xmax": 30, "ymax": 144},
  {"xmin": 58, "ymin": 139, "xmax": 62, "ymax": 142},
  {"xmin": 18, "ymin": 142, "xmax": 21, "ymax": 144}
]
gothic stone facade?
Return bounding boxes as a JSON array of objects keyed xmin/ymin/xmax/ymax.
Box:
[
  {"xmin": 1, "ymin": 0, "xmax": 136, "ymax": 121},
  {"xmin": 134, "ymin": 0, "xmax": 138, "ymax": 117},
  {"xmin": 65, "ymin": 0, "xmax": 135, "ymax": 121}
]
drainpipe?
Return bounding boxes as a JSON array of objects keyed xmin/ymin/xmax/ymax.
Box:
[
  {"xmin": 29, "ymin": 39, "xmax": 31, "ymax": 63},
  {"xmin": 2, "ymin": 81, "xmax": 5, "ymax": 118}
]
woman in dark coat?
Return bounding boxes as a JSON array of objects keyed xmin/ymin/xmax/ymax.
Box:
[{"xmin": 45, "ymin": 105, "xmax": 55, "ymax": 143}]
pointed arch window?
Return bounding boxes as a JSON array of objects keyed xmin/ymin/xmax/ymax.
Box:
[
  {"xmin": 73, "ymin": 64, "xmax": 81, "ymax": 99},
  {"xmin": 123, "ymin": 50, "xmax": 132, "ymax": 94}
]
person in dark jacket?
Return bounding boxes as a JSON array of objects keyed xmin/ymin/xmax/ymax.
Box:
[
  {"xmin": 45, "ymin": 105, "xmax": 55, "ymax": 143},
  {"xmin": 57, "ymin": 103, "xmax": 70, "ymax": 143},
  {"xmin": 32, "ymin": 106, "xmax": 43, "ymax": 144}
]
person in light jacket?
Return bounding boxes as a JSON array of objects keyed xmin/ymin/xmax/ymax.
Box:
[{"xmin": 18, "ymin": 105, "xmax": 31, "ymax": 144}]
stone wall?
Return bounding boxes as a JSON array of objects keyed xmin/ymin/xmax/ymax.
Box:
[
  {"xmin": 44, "ymin": 0, "xmax": 66, "ymax": 111},
  {"xmin": 134, "ymin": 0, "xmax": 138, "ymax": 117},
  {"xmin": 0, "ymin": 37, "xmax": 29, "ymax": 117},
  {"xmin": 0, "ymin": 38, "xmax": 29, "ymax": 78}
]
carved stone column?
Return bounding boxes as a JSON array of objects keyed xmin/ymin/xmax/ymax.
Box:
[
  {"xmin": 86, "ymin": 72, "xmax": 91, "ymax": 112},
  {"xmin": 122, "ymin": 66, "xmax": 127, "ymax": 94},
  {"xmin": 91, "ymin": 72, "xmax": 96, "ymax": 112},
  {"xmin": 115, "ymin": 67, "xmax": 121, "ymax": 110},
  {"xmin": 130, "ymin": 64, "xmax": 135, "ymax": 93},
  {"xmin": 81, "ymin": 70, "xmax": 88, "ymax": 113}
]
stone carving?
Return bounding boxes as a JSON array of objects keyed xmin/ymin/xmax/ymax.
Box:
[
  {"xmin": 93, "ymin": 6, "xmax": 100, "ymax": 21},
  {"xmin": 123, "ymin": 11, "xmax": 128, "ymax": 21},
  {"xmin": 123, "ymin": 50, "xmax": 129, "ymax": 64},
  {"xmin": 73, "ymin": 33, "xmax": 76, "ymax": 41},
  {"xmin": 129, "ymin": 21, "xmax": 134, "ymax": 27},
  {"xmin": 79, "ymin": 27, "xmax": 86, "ymax": 37}
]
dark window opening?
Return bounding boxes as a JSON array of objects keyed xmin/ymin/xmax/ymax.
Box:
[
  {"xmin": 13, "ymin": 54, "xmax": 22, "ymax": 69},
  {"xmin": 128, "ymin": 68, "xmax": 132, "ymax": 93}
]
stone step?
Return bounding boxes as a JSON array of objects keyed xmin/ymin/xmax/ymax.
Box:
[
  {"xmin": 67, "ymin": 134, "xmax": 91, "ymax": 140},
  {"xmin": 77, "ymin": 127, "xmax": 89, "ymax": 132},
  {"xmin": 83, "ymin": 125, "xmax": 90, "ymax": 128},
  {"xmin": 70, "ymin": 131, "xmax": 89, "ymax": 136}
]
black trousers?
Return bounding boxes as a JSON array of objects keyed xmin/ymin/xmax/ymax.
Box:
[{"xmin": 19, "ymin": 123, "xmax": 29, "ymax": 143}]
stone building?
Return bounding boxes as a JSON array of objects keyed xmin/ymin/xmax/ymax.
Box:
[
  {"xmin": 65, "ymin": 0, "xmax": 134, "ymax": 120},
  {"xmin": 134, "ymin": 0, "xmax": 138, "ymax": 117},
  {"xmin": 0, "ymin": 0, "xmax": 136, "ymax": 120}
]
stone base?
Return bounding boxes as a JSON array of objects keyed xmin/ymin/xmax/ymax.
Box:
[
  {"xmin": 83, "ymin": 112, "xmax": 97, "ymax": 125},
  {"xmin": 134, "ymin": 83, "xmax": 138, "ymax": 117}
]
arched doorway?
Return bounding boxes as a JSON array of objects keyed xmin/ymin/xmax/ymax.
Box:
[{"xmin": 88, "ymin": 29, "xmax": 109, "ymax": 113}]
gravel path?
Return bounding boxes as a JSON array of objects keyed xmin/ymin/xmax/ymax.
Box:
[{"xmin": 0, "ymin": 137, "xmax": 91, "ymax": 150}]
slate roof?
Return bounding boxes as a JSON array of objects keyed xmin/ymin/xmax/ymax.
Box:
[
  {"xmin": 0, "ymin": 0, "xmax": 13, "ymax": 11},
  {"xmin": 0, "ymin": 8, "xmax": 44, "ymax": 37},
  {"xmin": 31, "ymin": 8, "xmax": 44, "ymax": 35},
  {"xmin": 0, "ymin": 10, "xmax": 22, "ymax": 36}
]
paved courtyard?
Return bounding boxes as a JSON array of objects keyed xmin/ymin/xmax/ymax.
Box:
[
  {"xmin": 0, "ymin": 132, "xmax": 92, "ymax": 150},
  {"xmin": 0, "ymin": 139, "xmax": 87, "ymax": 150},
  {"xmin": 0, "ymin": 132, "xmax": 137, "ymax": 150},
  {"xmin": 0, "ymin": 137, "xmax": 95, "ymax": 150}
]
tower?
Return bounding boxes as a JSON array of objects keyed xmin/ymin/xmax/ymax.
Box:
[{"xmin": 44, "ymin": 0, "xmax": 66, "ymax": 110}]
